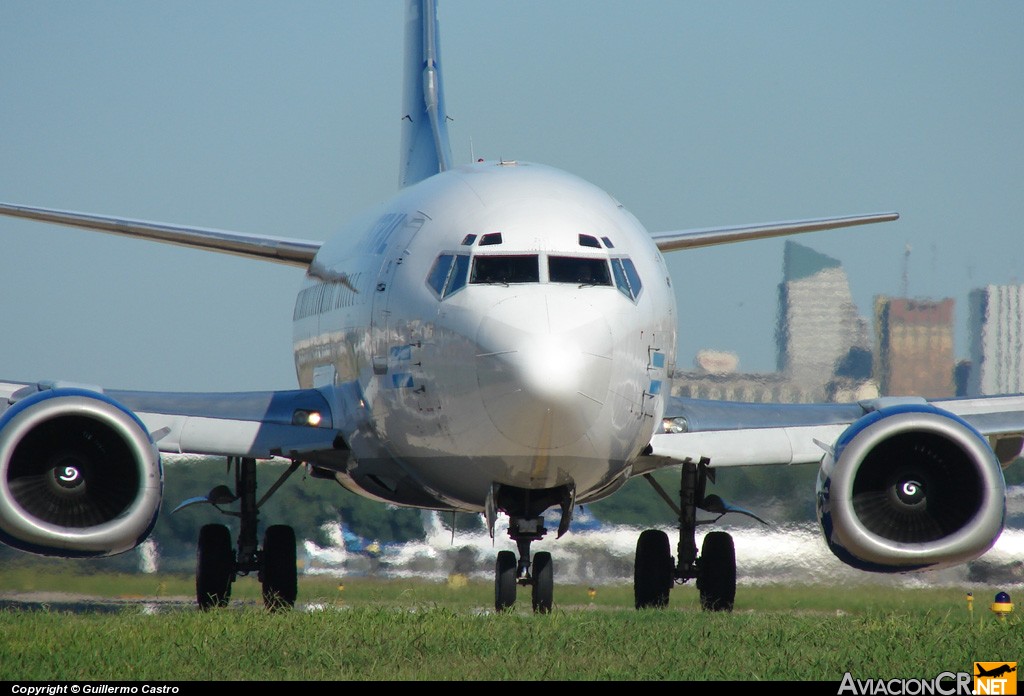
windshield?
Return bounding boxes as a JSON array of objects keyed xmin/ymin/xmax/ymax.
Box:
[
  {"xmin": 548, "ymin": 256, "xmax": 612, "ymax": 285},
  {"xmin": 470, "ymin": 255, "xmax": 540, "ymax": 284}
]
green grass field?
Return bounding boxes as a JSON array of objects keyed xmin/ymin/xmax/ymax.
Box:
[{"xmin": 1, "ymin": 569, "xmax": 1021, "ymax": 681}]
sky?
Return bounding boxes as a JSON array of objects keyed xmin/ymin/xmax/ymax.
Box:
[{"xmin": 1, "ymin": 1, "xmax": 1022, "ymax": 392}]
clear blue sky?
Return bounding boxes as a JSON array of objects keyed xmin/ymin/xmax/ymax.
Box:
[{"xmin": 1, "ymin": 1, "xmax": 1022, "ymax": 391}]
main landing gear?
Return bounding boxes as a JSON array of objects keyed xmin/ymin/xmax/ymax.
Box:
[
  {"xmin": 633, "ymin": 458, "xmax": 763, "ymax": 612},
  {"xmin": 177, "ymin": 456, "xmax": 301, "ymax": 611}
]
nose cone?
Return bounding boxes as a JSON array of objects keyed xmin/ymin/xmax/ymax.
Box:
[{"xmin": 476, "ymin": 294, "xmax": 612, "ymax": 448}]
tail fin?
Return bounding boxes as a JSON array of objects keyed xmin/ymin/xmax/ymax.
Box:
[{"xmin": 399, "ymin": 0, "xmax": 453, "ymax": 188}]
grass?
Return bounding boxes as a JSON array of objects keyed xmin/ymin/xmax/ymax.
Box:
[{"xmin": 1, "ymin": 568, "xmax": 1021, "ymax": 681}]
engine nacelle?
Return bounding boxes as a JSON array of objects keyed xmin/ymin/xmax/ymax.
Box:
[
  {"xmin": 0, "ymin": 388, "xmax": 162, "ymax": 557},
  {"xmin": 817, "ymin": 404, "xmax": 1005, "ymax": 572}
]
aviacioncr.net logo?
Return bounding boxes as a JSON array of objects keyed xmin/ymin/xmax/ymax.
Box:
[
  {"xmin": 974, "ymin": 663, "xmax": 1017, "ymax": 695},
  {"xmin": 838, "ymin": 672, "xmax": 972, "ymax": 695}
]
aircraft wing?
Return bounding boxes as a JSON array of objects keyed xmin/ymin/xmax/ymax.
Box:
[
  {"xmin": 0, "ymin": 202, "xmax": 321, "ymax": 268},
  {"xmin": 639, "ymin": 393, "xmax": 1024, "ymax": 474},
  {"xmin": 0, "ymin": 380, "xmax": 343, "ymax": 461},
  {"xmin": 0, "ymin": 373, "xmax": 468, "ymax": 560},
  {"xmin": 650, "ymin": 212, "xmax": 899, "ymax": 253},
  {"xmin": 0, "ymin": 379, "xmax": 360, "ymax": 557},
  {"xmin": 640, "ymin": 393, "xmax": 1024, "ymax": 575}
]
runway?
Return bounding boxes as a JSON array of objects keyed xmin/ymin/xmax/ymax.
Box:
[{"xmin": 0, "ymin": 592, "xmax": 198, "ymax": 614}]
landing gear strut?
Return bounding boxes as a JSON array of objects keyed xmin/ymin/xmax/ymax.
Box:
[
  {"xmin": 183, "ymin": 457, "xmax": 301, "ymax": 610},
  {"xmin": 633, "ymin": 458, "xmax": 739, "ymax": 612}
]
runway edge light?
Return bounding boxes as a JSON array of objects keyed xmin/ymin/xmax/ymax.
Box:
[{"xmin": 989, "ymin": 591, "xmax": 1013, "ymax": 621}]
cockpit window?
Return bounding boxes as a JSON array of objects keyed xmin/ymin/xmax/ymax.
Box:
[
  {"xmin": 622, "ymin": 258, "xmax": 642, "ymax": 297},
  {"xmin": 548, "ymin": 256, "xmax": 612, "ymax": 285},
  {"xmin": 426, "ymin": 253, "xmax": 470, "ymax": 298},
  {"xmin": 479, "ymin": 233, "xmax": 503, "ymax": 246},
  {"xmin": 611, "ymin": 257, "xmax": 643, "ymax": 301},
  {"xmin": 448, "ymin": 254, "xmax": 470, "ymax": 293},
  {"xmin": 427, "ymin": 254, "xmax": 454, "ymax": 295},
  {"xmin": 470, "ymin": 255, "xmax": 539, "ymax": 284},
  {"xmin": 578, "ymin": 234, "xmax": 601, "ymax": 249}
]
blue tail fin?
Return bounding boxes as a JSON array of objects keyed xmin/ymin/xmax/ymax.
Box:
[{"xmin": 399, "ymin": 0, "xmax": 453, "ymax": 188}]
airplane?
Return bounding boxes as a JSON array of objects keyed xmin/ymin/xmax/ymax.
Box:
[
  {"xmin": 975, "ymin": 664, "xmax": 1017, "ymax": 679},
  {"xmin": 0, "ymin": 0, "xmax": 1020, "ymax": 613}
]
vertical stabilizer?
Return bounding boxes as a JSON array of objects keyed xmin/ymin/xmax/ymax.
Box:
[{"xmin": 400, "ymin": 0, "xmax": 452, "ymax": 188}]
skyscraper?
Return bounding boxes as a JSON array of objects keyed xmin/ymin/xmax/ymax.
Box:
[
  {"xmin": 967, "ymin": 284, "xmax": 1024, "ymax": 396},
  {"xmin": 874, "ymin": 296, "xmax": 955, "ymax": 398},
  {"xmin": 776, "ymin": 241, "xmax": 870, "ymax": 399}
]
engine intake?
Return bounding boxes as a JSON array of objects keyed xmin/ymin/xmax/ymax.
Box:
[
  {"xmin": 0, "ymin": 389, "xmax": 162, "ymax": 557},
  {"xmin": 817, "ymin": 404, "xmax": 1005, "ymax": 572}
]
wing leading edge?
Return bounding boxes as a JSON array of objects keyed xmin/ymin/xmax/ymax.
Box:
[
  {"xmin": 651, "ymin": 212, "xmax": 899, "ymax": 253},
  {"xmin": 642, "ymin": 393, "xmax": 1024, "ymax": 473},
  {"xmin": 0, "ymin": 202, "xmax": 321, "ymax": 268}
]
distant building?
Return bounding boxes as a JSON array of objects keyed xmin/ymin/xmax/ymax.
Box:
[
  {"xmin": 677, "ymin": 344, "xmax": 877, "ymax": 405},
  {"xmin": 954, "ymin": 359, "xmax": 972, "ymax": 397},
  {"xmin": 677, "ymin": 349, "xmax": 800, "ymax": 402},
  {"xmin": 776, "ymin": 241, "xmax": 870, "ymax": 400},
  {"xmin": 673, "ymin": 369, "xmax": 814, "ymax": 403},
  {"xmin": 967, "ymin": 284, "xmax": 1024, "ymax": 396},
  {"xmin": 873, "ymin": 296, "xmax": 955, "ymax": 398},
  {"xmin": 824, "ymin": 376, "xmax": 880, "ymax": 403},
  {"xmin": 673, "ymin": 368, "xmax": 877, "ymax": 404}
]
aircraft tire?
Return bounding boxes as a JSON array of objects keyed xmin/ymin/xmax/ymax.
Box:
[
  {"xmin": 634, "ymin": 529, "xmax": 673, "ymax": 609},
  {"xmin": 697, "ymin": 531, "xmax": 736, "ymax": 612},
  {"xmin": 531, "ymin": 551, "xmax": 553, "ymax": 614},
  {"xmin": 495, "ymin": 550, "xmax": 517, "ymax": 611},
  {"xmin": 261, "ymin": 524, "xmax": 298, "ymax": 610},
  {"xmin": 196, "ymin": 523, "xmax": 234, "ymax": 610}
]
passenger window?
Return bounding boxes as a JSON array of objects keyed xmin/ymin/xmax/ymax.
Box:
[
  {"xmin": 471, "ymin": 255, "xmax": 539, "ymax": 284},
  {"xmin": 548, "ymin": 256, "xmax": 612, "ymax": 285}
]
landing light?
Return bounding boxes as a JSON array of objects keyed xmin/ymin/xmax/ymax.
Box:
[
  {"xmin": 662, "ymin": 417, "xmax": 688, "ymax": 434},
  {"xmin": 292, "ymin": 410, "xmax": 323, "ymax": 427}
]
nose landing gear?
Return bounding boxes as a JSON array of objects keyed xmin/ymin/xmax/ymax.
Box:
[{"xmin": 493, "ymin": 516, "xmax": 554, "ymax": 613}]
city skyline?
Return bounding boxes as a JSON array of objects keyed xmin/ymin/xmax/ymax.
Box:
[{"xmin": 683, "ymin": 239, "xmax": 1024, "ymax": 403}]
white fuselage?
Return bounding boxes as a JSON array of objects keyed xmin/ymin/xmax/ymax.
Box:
[{"xmin": 293, "ymin": 161, "xmax": 676, "ymax": 511}]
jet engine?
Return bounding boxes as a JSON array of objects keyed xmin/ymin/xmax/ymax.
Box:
[
  {"xmin": 817, "ymin": 404, "xmax": 1005, "ymax": 572},
  {"xmin": 0, "ymin": 388, "xmax": 162, "ymax": 556}
]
